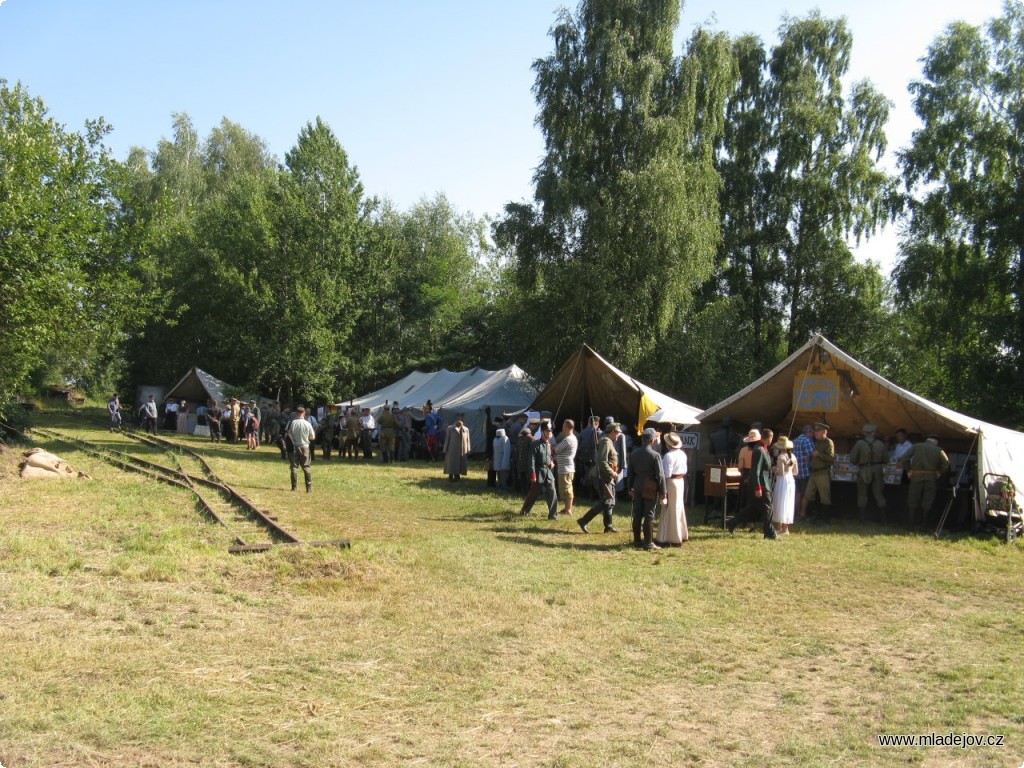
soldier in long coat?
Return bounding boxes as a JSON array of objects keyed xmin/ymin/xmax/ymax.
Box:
[{"xmin": 443, "ymin": 419, "xmax": 472, "ymax": 481}]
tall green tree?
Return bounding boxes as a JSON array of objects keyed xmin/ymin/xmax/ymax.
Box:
[
  {"xmin": 355, "ymin": 195, "xmax": 496, "ymax": 393},
  {"xmin": 273, "ymin": 117, "xmax": 369, "ymax": 402},
  {"xmin": 897, "ymin": 0, "xmax": 1024, "ymax": 425},
  {"xmin": 714, "ymin": 15, "xmax": 894, "ymax": 361},
  {"xmin": 0, "ymin": 81, "xmax": 150, "ymax": 410},
  {"xmin": 496, "ymin": 0, "xmax": 735, "ymax": 382},
  {"xmin": 123, "ymin": 115, "xmax": 277, "ymax": 388}
]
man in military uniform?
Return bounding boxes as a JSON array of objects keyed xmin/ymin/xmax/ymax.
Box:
[
  {"xmin": 377, "ymin": 403, "xmax": 399, "ymax": 464},
  {"xmin": 800, "ymin": 422, "xmax": 835, "ymax": 523},
  {"xmin": 520, "ymin": 423, "xmax": 558, "ymax": 519},
  {"xmin": 206, "ymin": 399, "xmax": 221, "ymax": 443},
  {"xmin": 395, "ymin": 403, "xmax": 411, "ymax": 461},
  {"xmin": 850, "ymin": 423, "xmax": 888, "ymax": 520},
  {"xmin": 288, "ymin": 406, "xmax": 316, "ymax": 493},
  {"xmin": 576, "ymin": 422, "xmax": 621, "ymax": 534},
  {"xmin": 316, "ymin": 409, "xmax": 336, "ymax": 460},
  {"xmin": 263, "ymin": 401, "xmax": 281, "ymax": 447},
  {"xmin": 342, "ymin": 408, "xmax": 360, "ymax": 458},
  {"xmin": 901, "ymin": 434, "xmax": 950, "ymax": 528}
]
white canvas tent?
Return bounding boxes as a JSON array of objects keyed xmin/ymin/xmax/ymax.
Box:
[
  {"xmin": 698, "ymin": 334, "xmax": 1024, "ymax": 511},
  {"xmin": 338, "ymin": 365, "xmax": 538, "ymax": 452},
  {"xmin": 437, "ymin": 366, "xmax": 539, "ymax": 451}
]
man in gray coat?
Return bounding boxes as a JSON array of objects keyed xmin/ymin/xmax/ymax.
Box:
[{"xmin": 629, "ymin": 428, "xmax": 666, "ymax": 550}]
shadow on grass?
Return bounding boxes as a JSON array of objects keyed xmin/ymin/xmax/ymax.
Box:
[{"xmin": 495, "ymin": 533, "xmax": 626, "ymax": 552}]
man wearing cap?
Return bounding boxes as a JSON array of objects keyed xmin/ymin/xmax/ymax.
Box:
[
  {"xmin": 343, "ymin": 408, "xmax": 360, "ymax": 458},
  {"xmin": 850, "ymin": 423, "xmax": 888, "ymax": 519},
  {"xmin": 264, "ymin": 401, "xmax": 281, "ymax": 447},
  {"xmin": 520, "ymin": 422, "xmax": 558, "ymax": 519},
  {"xmin": 516, "ymin": 420, "xmax": 537, "ymax": 496},
  {"xmin": 395, "ymin": 404, "xmax": 411, "ymax": 461},
  {"xmin": 901, "ymin": 434, "xmax": 950, "ymax": 528},
  {"xmin": 800, "ymin": 422, "xmax": 835, "ymax": 523},
  {"xmin": 628, "ymin": 428, "xmax": 666, "ymax": 550},
  {"xmin": 577, "ymin": 421, "xmax": 622, "ymax": 534},
  {"xmin": 378, "ymin": 403, "xmax": 399, "ymax": 464},
  {"xmin": 287, "ymin": 406, "xmax": 316, "ymax": 492},
  {"xmin": 792, "ymin": 424, "xmax": 815, "ymax": 518},
  {"xmin": 423, "ymin": 402, "xmax": 443, "ymax": 461}
]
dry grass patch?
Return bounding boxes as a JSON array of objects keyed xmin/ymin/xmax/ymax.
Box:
[{"xmin": 0, "ymin": 412, "xmax": 1022, "ymax": 766}]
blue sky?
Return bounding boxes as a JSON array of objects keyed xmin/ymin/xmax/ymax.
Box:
[{"xmin": 0, "ymin": 0, "xmax": 1008, "ymax": 267}]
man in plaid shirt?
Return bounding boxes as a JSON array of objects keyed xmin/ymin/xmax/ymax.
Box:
[{"xmin": 792, "ymin": 423, "xmax": 815, "ymax": 519}]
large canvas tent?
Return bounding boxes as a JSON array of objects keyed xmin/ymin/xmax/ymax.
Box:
[
  {"xmin": 526, "ymin": 345, "xmax": 702, "ymax": 431},
  {"xmin": 165, "ymin": 367, "xmax": 237, "ymax": 407},
  {"xmin": 339, "ymin": 365, "xmax": 538, "ymax": 452},
  {"xmin": 698, "ymin": 334, "xmax": 1024, "ymax": 510}
]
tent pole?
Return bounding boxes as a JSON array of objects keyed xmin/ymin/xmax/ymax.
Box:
[
  {"xmin": 786, "ymin": 342, "xmax": 819, "ymax": 439},
  {"xmin": 934, "ymin": 430, "xmax": 979, "ymax": 539}
]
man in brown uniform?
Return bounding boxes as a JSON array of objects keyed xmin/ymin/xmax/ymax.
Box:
[
  {"xmin": 800, "ymin": 422, "xmax": 835, "ymax": 523},
  {"xmin": 377, "ymin": 404, "xmax": 399, "ymax": 464},
  {"xmin": 901, "ymin": 434, "xmax": 950, "ymax": 528},
  {"xmin": 850, "ymin": 423, "xmax": 888, "ymax": 520}
]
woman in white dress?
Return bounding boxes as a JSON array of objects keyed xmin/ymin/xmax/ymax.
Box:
[
  {"xmin": 656, "ymin": 432, "xmax": 688, "ymax": 546},
  {"xmin": 772, "ymin": 436, "xmax": 797, "ymax": 534}
]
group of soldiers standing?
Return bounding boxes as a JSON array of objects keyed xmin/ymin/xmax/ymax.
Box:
[{"xmin": 709, "ymin": 417, "xmax": 952, "ymax": 530}]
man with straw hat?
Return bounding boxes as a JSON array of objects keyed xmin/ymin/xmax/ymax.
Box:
[{"xmin": 727, "ymin": 428, "xmax": 776, "ymax": 538}]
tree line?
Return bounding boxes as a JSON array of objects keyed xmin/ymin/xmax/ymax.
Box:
[{"xmin": 2, "ymin": 0, "xmax": 1023, "ymax": 428}]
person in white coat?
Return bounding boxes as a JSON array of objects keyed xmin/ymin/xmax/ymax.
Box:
[{"xmin": 492, "ymin": 428, "xmax": 511, "ymax": 492}]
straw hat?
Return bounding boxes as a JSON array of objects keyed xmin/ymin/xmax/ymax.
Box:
[
  {"xmin": 742, "ymin": 429, "xmax": 762, "ymax": 443},
  {"xmin": 663, "ymin": 432, "xmax": 682, "ymax": 449}
]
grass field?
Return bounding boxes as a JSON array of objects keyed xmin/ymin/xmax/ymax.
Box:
[{"xmin": 1, "ymin": 411, "xmax": 1022, "ymax": 767}]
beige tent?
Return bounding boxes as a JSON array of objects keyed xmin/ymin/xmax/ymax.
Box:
[
  {"xmin": 526, "ymin": 345, "xmax": 701, "ymax": 431},
  {"xmin": 698, "ymin": 334, "xmax": 1024, "ymax": 509}
]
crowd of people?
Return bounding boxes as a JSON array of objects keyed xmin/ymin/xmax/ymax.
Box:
[
  {"xmin": 505, "ymin": 413, "xmax": 690, "ymax": 551},
  {"xmin": 114, "ymin": 391, "xmax": 954, "ymax": 542},
  {"xmin": 709, "ymin": 419, "xmax": 952, "ymax": 537}
]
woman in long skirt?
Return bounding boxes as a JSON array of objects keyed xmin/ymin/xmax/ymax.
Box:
[
  {"xmin": 657, "ymin": 432, "xmax": 689, "ymax": 546},
  {"xmin": 772, "ymin": 436, "xmax": 798, "ymax": 534}
]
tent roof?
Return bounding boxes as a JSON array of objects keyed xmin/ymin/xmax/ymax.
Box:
[
  {"xmin": 340, "ymin": 365, "xmax": 537, "ymax": 415},
  {"xmin": 165, "ymin": 367, "xmax": 236, "ymax": 405},
  {"xmin": 527, "ymin": 345, "xmax": 701, "ymax": 429},
  {"xmin": 698, "ymin": 335, "xmax": 998, "ymax": 441},
  {"xmin": 436, "ymin": 365, "xmax": 537, "ymax": 411}
]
